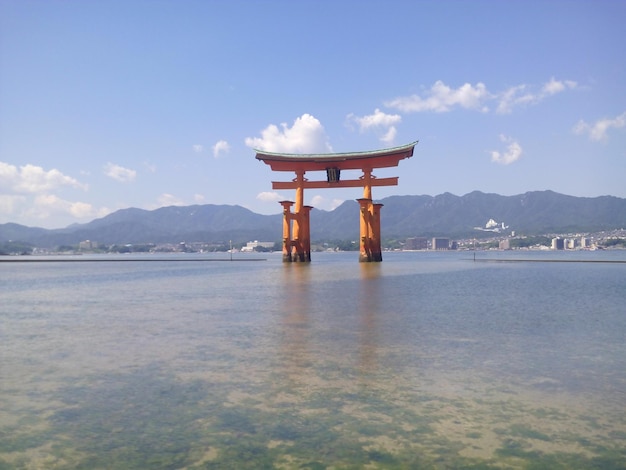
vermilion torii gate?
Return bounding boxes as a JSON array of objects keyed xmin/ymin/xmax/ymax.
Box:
[{"xmin": 255, "ymin": 141, "xmax": 417, "ymax": 262}]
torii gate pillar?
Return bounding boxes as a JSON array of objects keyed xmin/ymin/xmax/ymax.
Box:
[
  {"xmin": 279, "ymin": 200, "xmax": 312, "ymax": 262},
  {"xmin": 357, "ymin": 198, "xmax": 384, "ymax": 262},
  {"xmin": 255, "ymin": 142, "xmax": 417, "ymax": 262},
  {"xmin": 279, "ymin": 200, "xmax": 294, "ymax": 262}
]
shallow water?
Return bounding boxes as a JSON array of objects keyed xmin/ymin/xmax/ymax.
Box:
[{"xmin": 1, "ymin": 251, "xmax": 625, "ymax": 469}]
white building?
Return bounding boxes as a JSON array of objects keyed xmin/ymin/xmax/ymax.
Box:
[
  {"xmin": 565, "ymin": 238, "xmax": 577, "ymax": 250},
  {"xmin": 551, "ymin": 238, "xmax": 564, "ymax": 250},
  {"xmin": 241, "ymin": 240, "xmax": 275, "ymax": 252},
  {"xmin": 78, "ymin": 240, "xmax": 98, "ymax": 250}
]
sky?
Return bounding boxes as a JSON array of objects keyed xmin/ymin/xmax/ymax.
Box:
[{"xmin": 1, "ymin": 0, "xmax": 625, "ymax": 229}]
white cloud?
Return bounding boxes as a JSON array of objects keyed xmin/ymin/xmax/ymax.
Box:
[
  {"xmin": 104, "ymin": 163, "xmax": 136, "ymax": 182},
  {"xmin": 0, "ymin": 194, "xmax": 26, "ymax": 215},
  {"xmin": 26, "ymin": 194, "xmax": 106, "ymax": 221},
  {"xmin": 349, "ymin": 108, "xmax": 401, "ymax": 130},
  {"xmin": 381, "ymin": 126, "xmax": 397, "ymax": 144},
  {"xmin": 386, "ymin": 78, "xmax": 577, "ymax": 115},
  {"xmin": 0, "ymin": 161, "xmax": 87, "ymax": 193},
  {"xmin": 245, "ymin": 114, "xmax": 333, "ymax": 153},
  {"xmin": 573, "ymin": 111, "xmax": 626, "ymax": 141},
  {"xmin": 192, "ymin": 144, "xmax": 204, "ymax": 153},
  {"xmin": 497, "ymin": 78, "xmax": 577, "ymax": 114},
  {"xmin": 68, "ymin": 201, "xmax": 97, "ymax": 218},
  {"xmin": 495, "ymin": 84, "xmax": 534, "ymax": 114},
  {"xmin": 212, "ymin": 140, "xmax": 230, "ymax": 158},
  {"xmin": 346, "ymin": 108, "xmax": 401, "ymax": 144},
  {"xmin": 542, "ymin": 77, "xmax": 577, "ymax": 95},
  {"xmin": 256, "ymin": 191, "xmax": 284, "ymax": 203},
  {"xmin": 157, "ymin": 193, "xmax": 185, "ymax": 207},
  {"xmin": 0, "ymin": 162, "xmax": 18, "ymax": 184},
  {"xmin": 143, "ymin": 161, "xmax": 157, "ymax": 173},
  {"xmin": 310, "ymin": 195, "xmax": 344, "ymax": 211},
  {"xmin": 309, "ymin": 195, "xmax": 325, "ymax": 207},
  {"xmin": 385, "ymin": 81, "xmax": 490, "ymax": 113},
  {"xmin": 329, "ymin": 199, "xmax": 344, "ymax": 210},
  {"xmin": 0, "ymin": 161, "xmax": 111, "ymax": 226},
  {"xmin": 33, "ymin": 194, "xmax": 64, "ymax": 211},
  {"xmin": 0, "ymin": 192, "xmax": 109, "ymax": 226},
  {"xmin": 490, "ymin": 134, "xmax": 523, "ymax": 165},
  {"xmin": 194, "ymin": 194, "xmax": 206, "ymax": 203}
]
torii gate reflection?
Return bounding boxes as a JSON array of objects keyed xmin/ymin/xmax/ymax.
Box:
[{"xmin": 255, "ymin": 141, "xmax": 417, "ymax": 262}]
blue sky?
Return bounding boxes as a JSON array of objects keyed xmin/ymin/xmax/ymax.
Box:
[{"xmin": 1, "ymin": 0, "xmax": 625, "ymax": 228}]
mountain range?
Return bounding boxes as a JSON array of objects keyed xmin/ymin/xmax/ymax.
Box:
[{"xmin": 2, "ymin": 191, "xmax": 626, "ymax": 248}]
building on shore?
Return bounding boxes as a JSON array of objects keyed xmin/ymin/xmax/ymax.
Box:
[
  {"xmin": 241, "ymin": 240, "xmax": 275, "ymax": 252},
  {"xmin": 432, "ymin": 237, "xmax": 450, "ymax": 250},
  {"xmin": 78, "ymin": 240, "xmax": 98, "ymax": 250},
  {"xmin": 551, "ymin": 237, "xmax": 565, "ymax": 250},
  {"xmin": 405, "ymin": 237, "xmax": 428, "ymax": 250}
]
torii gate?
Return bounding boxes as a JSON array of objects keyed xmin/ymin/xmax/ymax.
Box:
[{"xmin": 255, "ymin": 141, "xmax": 417, "ymax": 262}]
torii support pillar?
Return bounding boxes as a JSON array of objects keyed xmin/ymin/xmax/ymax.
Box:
[
  {"xmin": 371, "ymin": 203, "xmax": 384, "ymax": 262},
  {"xmin": 293, "ymin": 205, "xmax": 312, "ymax": 262},
  {"xmin": 357, "ymin": 198, "xmax": 384, "ymax": 262},
  {"xmin": 279, "ymin": 200, "xmax": 312, "ymax": 262},
  {"xmin": 279, "ymin": 200, "xmax": 294, "ymax": 262}
]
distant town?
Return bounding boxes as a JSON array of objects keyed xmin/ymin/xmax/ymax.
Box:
[
  {"xmin": 3, "ymin": 191, "xmax": 625, "ymax": 256},
  {"xmin": 3, "ymin": 227, "xmax": 625, "ymax": 256}
]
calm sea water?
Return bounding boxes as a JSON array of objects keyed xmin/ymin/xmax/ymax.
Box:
[{"xmin": 2, "ymin": 251, "xmax": 625, "ymax": 469}]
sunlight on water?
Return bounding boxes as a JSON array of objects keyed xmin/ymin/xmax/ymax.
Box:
[{"xmin": 1, "ymin": 251, "xmax": 625, "ymax": 468}]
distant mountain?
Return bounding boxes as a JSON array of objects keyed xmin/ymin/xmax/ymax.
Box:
[
  {"xmin": 375, "ymin": 190, "xmax": 626, "ymax": 239},
  {"xmin": 1, "ymin": 205, "xmax": 283, "ymax": 248},
  {"xmin": 2, "ymin": 191, "xmax": 625, "ymax": 248}
]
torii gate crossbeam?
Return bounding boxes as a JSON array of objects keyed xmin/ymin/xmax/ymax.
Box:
[{"xmin": 255, "ymin": 141, "xmax": 417, "ymax": 262}]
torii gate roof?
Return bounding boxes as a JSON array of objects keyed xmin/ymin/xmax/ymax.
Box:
[{"xmin": 255, "ymin": 141, "xmax": 417, "ymax": 172}]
